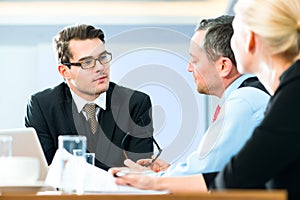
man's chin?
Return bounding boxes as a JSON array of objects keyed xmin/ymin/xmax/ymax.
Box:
[
  {"xmin": 197, "ymin": 88, "xmax": 209, "ymax": 95},
  {"xmin": 93, "ymin": 89, "xmax": 106, "ymax": 95},
  {"xmin": 94, "ymin": 81, "xmax": 109, "ymax": 92},
  {"xmin": 95, "ymin": 86, "xmax": 109, "ymax": 95}
]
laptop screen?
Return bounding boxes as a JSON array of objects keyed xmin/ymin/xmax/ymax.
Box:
[{"xmin": 0, "ymin": 127, "xmax": 48, "ymax": 181}]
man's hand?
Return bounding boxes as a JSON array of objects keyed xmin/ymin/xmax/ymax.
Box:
[
  {"xmin": 123, "ymin": 159, "xmax": 150, "ymax": 172},
  {"xmin": 109, "ymin": 168, "xmax": 158, "ymax": 190},
  {"xmin": 122, "ymin": 156, "xmax": 171, "ymax": 173},
  {"xmin": 110, "ymin": 168, "xmax": 208, "ymax": 193},
  {"xmin": 137, "ymin": 157, "xmax": 170, "ymax": 172}
]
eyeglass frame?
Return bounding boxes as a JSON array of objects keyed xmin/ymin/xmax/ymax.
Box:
[
  {"xmin": 121, "ymin": 132, "xmax": 162, "ymax": 167},
  {"xmin": 62, "ymin": 50, "xmax": 112, "ymax": 69}
]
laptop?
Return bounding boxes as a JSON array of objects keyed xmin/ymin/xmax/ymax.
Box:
[{"xmin": 0, "ymin": 127, "xmax": 49, "ymax": 181}]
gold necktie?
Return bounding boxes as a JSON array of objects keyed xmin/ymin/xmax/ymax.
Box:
[{"xmin": 83, "ymin": 103, "xmax": 98, "ymax": 134}]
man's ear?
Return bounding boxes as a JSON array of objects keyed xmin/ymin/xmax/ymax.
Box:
[
  {"xmin": 217, "ymin": 57, "xmax": 233, "ymax": 78},
  {"xmin": 58, "ymin": 64, "xmax": 70, "ymax": 79}
]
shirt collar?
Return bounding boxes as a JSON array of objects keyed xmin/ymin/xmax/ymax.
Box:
[
  {"xmin": 70, "ymin": 90, "xmax": 107, "ymax": 113},
  {"xmin": 219, "ymin": 74, "xmax": 255, "ymax": 106}
]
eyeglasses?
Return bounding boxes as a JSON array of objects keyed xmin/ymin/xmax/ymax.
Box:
[
  {"xmin": 62, "ymin": 51, "xmax": 112, "ymax": 69},
  {"xmin": 121, "ymin": 133, "xmax": 162, "ymax": 167}
]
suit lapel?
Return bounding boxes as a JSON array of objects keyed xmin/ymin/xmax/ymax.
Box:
[
  {"xmin": 99, "ymin": 82, "xmax": 121, "ymax": 141},
  {"xmin": 59, "ymin": 85, "xmax": 77, "ymax": 134}
]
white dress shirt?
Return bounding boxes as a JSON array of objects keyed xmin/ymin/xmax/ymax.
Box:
[{"xmin": 70, "ymin": 90, "xmax": 106, "ymax": 121}]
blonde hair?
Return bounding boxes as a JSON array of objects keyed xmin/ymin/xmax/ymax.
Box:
[{"xmin": 235, "ymin": 0, "xmax": 300, "ymax": 61}]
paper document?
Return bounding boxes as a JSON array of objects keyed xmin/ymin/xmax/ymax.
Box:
[{"xmin": 45, "ymin": 150, "xmax": 168, "ymax": 194}]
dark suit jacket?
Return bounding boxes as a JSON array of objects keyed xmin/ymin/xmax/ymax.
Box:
[
  {"xmin": 25, "ymin": 82, "xmax": 153, "ymax": 170},
  {"xmin": 204, "ymin": 60, "xmax": 300, "ymax": 200}
]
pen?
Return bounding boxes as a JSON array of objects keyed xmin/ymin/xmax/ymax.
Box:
[{"xmin": 122, "ymin": 150, "xmax": 128, "ymax": 159}]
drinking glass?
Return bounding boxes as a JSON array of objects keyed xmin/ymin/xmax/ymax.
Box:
[
  {"xmin": 58, "ymin": 135, "xmax": 86, "ymax": 194},
  {"xmin": 73, "ymin": 150, "xmax": 95, "ymax": 166},
  {"xmin": 85, "ymin": 153, "xmax": 95, "ymax": 166},
  {"xmin": 0, "ymin": 135, "xmax": 12, "ymax": 157}
]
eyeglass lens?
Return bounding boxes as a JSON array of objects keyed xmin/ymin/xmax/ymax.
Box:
[{"xmin": 81, "ymin": 52, "xmax": 112, "ymax": 69}]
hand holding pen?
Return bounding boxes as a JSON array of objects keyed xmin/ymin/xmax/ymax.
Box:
[{"xmin": 136, "ymin": 157, "xmax": 170, "ymax": 172}]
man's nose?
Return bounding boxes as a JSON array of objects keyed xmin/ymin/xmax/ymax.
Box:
[{"xmin": 187, "ymin": 62, "xmax": 194, "ymax": 72}]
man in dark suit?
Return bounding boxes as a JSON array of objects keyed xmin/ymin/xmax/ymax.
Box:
[{"xmin": 25, "ymin": 24, "xmax": 153, "ymax": 171}]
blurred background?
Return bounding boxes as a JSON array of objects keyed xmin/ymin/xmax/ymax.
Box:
[{"xmin": 0, "ymin": 0, "xmax": 236, "ymax": 164}]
